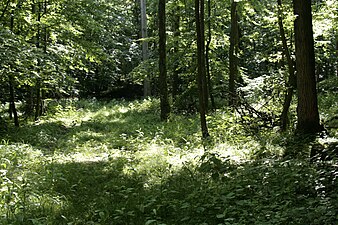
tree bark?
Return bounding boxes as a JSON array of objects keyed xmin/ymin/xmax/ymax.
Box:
[
  {"xmin": 9, "ymin": 75, "xmax": 19, "ymax": 127},
  {"xmin": 195, "ymin": 0, "xmax": 209, "ymax": 138},
  {"xmin": 158, "ymin": 0, "xmax": 170, "ymax": 121},
  {"xmin": 278, "ymin": 0, "xmax": 296, "ymax": 131},
  {"xmin": 140, "ymin": 0, "xmax": 151, "ymax": 97},
  {"xmin": 133, "ymin": 0, "xmax": 140, "ymax": 38},
  {"xmin": 34, "ymin": 0, "xmax": 42, "ymax": 121},
  {"xmin": 206, "ymin": 0, "xmax": 215, "ymax": 110},
  {"xmin": 43, "ymin": 0, "xmax": 48, "ymax": 53},
  {"xmin": 200, "ymin": 0, "xmax": 209, "ymax": 110},
  {"xmin": 172, "ymin": 5, "xmax": 180, "ymax": 101},
  {"xmin": 229, "ymin": 0, "xmax": 240, "ymax": 107},
  {"xmin": 293, "ymin": 0, "xmax": 322, "ymax": 133},
  {"xmin": 35, "ymin": 79, "xmax": 41, "ymax": 121},
  {"xmin": 24, "ymin": 87, "xmax": 35, "ymax": 116},
  {"xmin": 8, "ymin": 8, "xmax": 19, "ymax": 127},
  {"xmin": 336, "ymin": 36, "xmax": 338, "ymax": 77}
]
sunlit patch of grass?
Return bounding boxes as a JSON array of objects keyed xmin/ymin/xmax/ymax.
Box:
[
  {"xmin": 1, "ymin": 98, "xmax": 337, "ymax": 224},
  {"xmin": 206, "ymin": 108, "xmax": 287, "ymax": 160}
]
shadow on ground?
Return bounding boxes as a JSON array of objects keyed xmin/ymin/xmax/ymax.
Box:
[
  {"xmin": 41, "ymin": 158, "xmax": 338, "ymax": 225},
  {"xmin": 49, "ymin": 157, "xmax": 148, "ymax": 225}
]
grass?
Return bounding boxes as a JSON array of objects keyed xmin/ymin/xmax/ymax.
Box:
[{"xmin": 0, "ymin": 98, "xmax": 337, "ymax": 224}]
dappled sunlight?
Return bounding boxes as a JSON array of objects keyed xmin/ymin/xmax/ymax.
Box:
[
  {"xmin": 1, "ymin": 0, "xmax": 338, "ymax": 221},
  {"xmin": 211, "ymin": 143, "xmax": 251, "ymax": 162},
  {"xmin": 1, "ymin": 99, "xmax": 337, "ymax": 224},
  {"xmin": 52, "ymin": 152, "xmax": 111, "ymax": 164}
]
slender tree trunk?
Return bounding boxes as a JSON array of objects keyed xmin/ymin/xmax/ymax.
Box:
[
  {"xmin": 133, "ymin": 0, "xmax": 141, "ymax": 39},
  {"xmin": 293, "ymin": 0, "xmax": 322, "ymax": 133},
  {"xmin": 206, "ymin": 0, "xmax": 215, "ymax": 110},
  {"xmin": 229, "ymin": 0, "xmax": 240, "ymax": 107},
  {"xmin": 35, "ymin": 79, "xmax": 41, "ymax": 121},
  {"xmin": 39, "ymin": 0, "xmax": 47, "ymax": 116},
  {"xmin": 34, "ymin": 0, "xmax": 42, "ymax": 121},
  {"xmin": 33, "ymin": 0, "xmax": 47, "ymax": 120},
  {"xmin": 9, "ymin": 13, "xmax": 14, "ymax": 121},
  {"xmin": 172, "ymin": 5, "xmax": 180, "ymax": 101},
  {"xmin": 25, "ymin": 87, "xmax": 35, "ymax": 116},
  {"xmin": 10, "ymin": 7, "xmax": 14, "ymax": 33},
  {"xmin": 43, "ymin": 0, "xmax": 48, "ymax": 53},
  {"xmin": 140, "ymin": 0, "xmax": 148, "ymax": 60},
  {"xmin": 158, "ymin": 0, "xmax": 170, "ymax": 121},
  {"xmin": 9, "ymin": 75, "xmax": 19, "ymax": 127},
  {"xmin": 9, "ymin": 104, "xmax": 13, "ymax": 120},
  {"xmin": 200, "ymin": 0, "xmax": 209, "ymax": 112},
  {"xmin": 195, "ymin": 0, "xmax": 209, "ymax": 138},
  {"xmin": 199, "ymin": 0, "xmax": 209, "ymax": 111},
  {"xmin": 336, "ymin": 36, "xmax": 338, "ymax": 77},
  {"xmin": 141, "ymin": 0, "xmax": 151, "ymax": 97},
  {"xmin": 278, "ymin": 0, "xmax": 296, "ymax": 131},
  {"xmin": 8, "ymin": 9, "xmax": 19, "ymax": 127}
]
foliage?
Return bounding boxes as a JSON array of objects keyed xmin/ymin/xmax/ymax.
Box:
[
  {"xmin": 0, "ymin": 99, "xmax": 337, "ymax": 224},
  {"xmin": 0, "ymin": 0, "xmax": 141, "ymax": 120},
  {"xmin": 0, "ymin": 0, "xmax": 338, "ymax": 222},
  {"xmin": 1, "ymin": 0, "xmax": 337, "ymax": 120}
]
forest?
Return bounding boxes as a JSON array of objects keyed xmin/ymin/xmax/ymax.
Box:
[{"xmin": 0, "ymin": 0, "xmax": 337, "ymax": 224}]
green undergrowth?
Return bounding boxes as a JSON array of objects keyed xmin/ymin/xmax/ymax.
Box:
[{"xmin": 0, "ymin": 98, "xmax": 337, "ymax": 224}]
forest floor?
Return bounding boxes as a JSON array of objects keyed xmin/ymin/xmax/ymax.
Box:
[{"xmin": 0, "ymin": 98, "xmax": 338, "ymax": 225}]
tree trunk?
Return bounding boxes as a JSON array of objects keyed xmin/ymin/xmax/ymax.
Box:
[
  {"xmin": 199, "ymin": 0, "xmax": 209, "ymax": 111},
  {"xmin": 43, "ymin": 0, "xmax": 48, "ymax": 53},
  {"xmin": 9, "ymin": 75, "xmax": 19, "ymax": 127},
  {"xmin": 229, "ymin": 0, "xmax": 240, "ymax": 107},
  {"xmin": 278, "ymin": 0, "xmax": 296, "ymax": 131},
  {"xmin": 206, "ymin": 0, "xmax": 215, "ymax": 110},
  {"xmin": 133, "ymin": 0, "xmax": 140, "ymax": 38},
  {"xmin": 8, "ymin": 8, "xmax": 19, "ymax": 127},
  {"xmin": 34, "ymin": 0, "xmax": 42, "ymax": 121},
  {"xmin": 25, "ymin": 87, "xmax": 35, "ymax": 116},
  {"xmin": 293, "ymin": 0, "xmax": 322, "ymax": 133},
  {"xmin": 158, "ymin": 0, "xmax": 170, "ymax": 121},
  {"xmin": 195, "ymin": 0, "xmax": 209, "ymax": 138},
  {"xmin": 140, "ymin": 0, "xmax": 151, "ymax": 97},
  {"xmin": 172, "ymin": 5, "xmax": 180, "ymax": 101},
  {"xmin": 9, "ymin": 104, "xmax": 13, "ymax": 120},
  {"xmin": 336, "ymin": 36, "xmax": 338, "ymax": 77},
  {"xmin": 35, "ymin": 79, "xmax": 41, "ymax": 121}
]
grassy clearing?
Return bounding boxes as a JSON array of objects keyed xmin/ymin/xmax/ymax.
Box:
[{"xmin": 0, "ymin": 98, "xmax": 337, "ymax": 225}]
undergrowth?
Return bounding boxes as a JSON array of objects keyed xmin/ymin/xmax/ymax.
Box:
[{"xmin": 0, "ymin": 98, "xmax": 337, "ymax": 224}]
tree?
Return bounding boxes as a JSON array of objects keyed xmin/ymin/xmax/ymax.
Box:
[
  {"xmin": 171, "ymin": 2, "xmax": 180, "ymax": 101},
  {"xmin": 278, "ymin": 0, "xmax": 296, "ymax": 131},
  {"xmin": 206, "ymin": 0, "xmax": 215, "ymax": 109},
  {"xmin": 141, "ymin": 0, "xmax": 151, "ymax": 97},
  {"xmin": 158, "ymin": 0, "xmax": 170, "ymax": 121},
  {"xmin": 293, "ymin": 0, "xmax": 322, "ymax": 133},
  {"xmin": 0, "ymin": 0, "xmax": 143, "ymax": 121},
  {"xmin": 9, "ymin": 74, "xmax": 19, "ymax": 127},
  {"xmin": 7, "ymin": 3, "xmax": 20, "ymax": 127},
  {"xmin": 33, "ymin": 0, "xmax": 43, "ymax": 121},
  {"xmin": 195, "ymin": 0, "xmax": 209, "ymax": 138},
  {"xmin": 336, "ymin": 35, "xmax": 338, "ymax": 77},
  {"xmin": 228, "ymin": 0, "xmax": 240, "ymax": 107}
]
